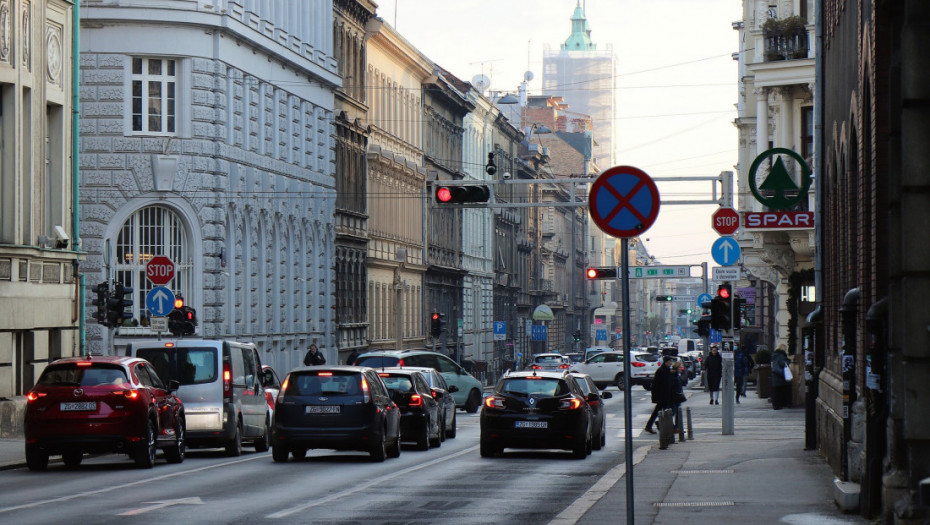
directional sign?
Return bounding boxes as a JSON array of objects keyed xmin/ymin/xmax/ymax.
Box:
[
  {"xmin": 712, "ymin": 207, "xmax": 740, "ymax": 235},
  {"xmin": 713, "ymin": 266, "xmax": 742, "ymax": 281},
  {"xmin": 145, "ymin": 256, "xmax": 176, "ymax": 285},
  {"xmin": 145, "ymin": 286, "xmax": 176, "ymax": 317},
  {"xmin": 588, "ymin": 165, "xmax": 660, "ymax": 238},
  {"xmin": 697, "ymin": 293, "xmax": 713, "ymax": 307},
  {"xmin": 628, "ymin": 265, "xmax": 691, "ymax": 279},
  {"xmin": 595, "ymin": 329, "xmax": 608, "ymax": 341},
  {"xmin": 531, "ymin": 325, "xmax": 548, "ymax": 341},
  {"xmin": 493, "ymin": 321, "xmax": 506, "ymax": 341},
  {"xmin": 711, "ymin": 236, "xmax": 741, "ymax": 266}
]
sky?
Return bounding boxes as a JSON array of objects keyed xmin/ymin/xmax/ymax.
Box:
[{"xmin": 375, "ymin": 0, "xmax": 741, "ymax": 272}]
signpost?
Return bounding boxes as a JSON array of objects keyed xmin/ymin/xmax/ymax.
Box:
[
  {"xmin": 712, "ymin": 266, "xmax": 741, "ymax": 281},
  {"xmin": 628, "ymin": 265, "xmax": 690, "ymax": 278},
  {"xmin": 146, "ymin": 256, "xmax": 176, "ymax": 286},
  {"xmin": 493, "ymin": 321, "xmax": 506, "ymax": 341},
  {"xmin": 711, "ymin": 237, "xmax": 741, "ymax": 267},
  {"xmin": 145, "ymin": 286, "xmax": 175, "ymax": 317}
]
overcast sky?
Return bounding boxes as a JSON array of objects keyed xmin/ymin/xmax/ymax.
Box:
[{"xmin": 376, "ymin": 0, "xmax": 740, "ymax": 273}]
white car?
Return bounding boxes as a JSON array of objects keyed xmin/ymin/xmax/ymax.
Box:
[
  {"xmin": 531, "ymin": 353, "xmax": 571, "ymax": 372},
  {"xmin": 569, "ymin": 351, "xmax": 660, "ymax": 390}
]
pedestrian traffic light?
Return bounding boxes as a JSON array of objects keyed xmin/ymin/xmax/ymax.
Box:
[
  {"xmin": 106, "ymin": 282, "xmax": 133, "ymax": 327},
  {"xmin": 168, "ymin": 296, "xmax": 195, "ymax": 336},
  {"xmin": 430, "ymin": 312, "xmax": 443, "ymax": 337},
  {"xmin": 585, "ymin": 267, "xmax": 618, "ymax": 279},
  {"xmin": 710, "ymin": 283, "xmax": 732, "ymax": 331},
  {"xmin": 655, "ymin": 295, "xmax": 673, "ymax": 302},
  {"xmin": 92, "ymin": 282, "xmax": 110, "ymax": 326},
  {"xmin": 434, "ymin": 183, "xmax": 491, "ymax": 204}
]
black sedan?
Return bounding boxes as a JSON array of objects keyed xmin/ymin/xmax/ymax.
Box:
[
  {"xmin": 271, "ymin": 366, "xmax": 401, "ymax": 462},
  {"xmin": 385, "ymin": 366, "xmax": 457, "ymax": 440},
  {"xmin": 377, "ymin": 369, "xmax": 442, "ymax": 450},
  {"xmin": 568, "ymin": 372, "xmax": 612, "ymax": 451},
  {"xmin": 480, "ymin": 370, "xmax": 592, "ymax": 459}
]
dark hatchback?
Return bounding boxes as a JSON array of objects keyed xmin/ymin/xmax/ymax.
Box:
[
  {"xmin": 480, "ymin": 370, "xmax": 592, "ymax": 459},
  {"xmin": 377, "ymin": 370, "xmax": 442, "ymax": 450},
  {"xmin": 24, "ymin": 355, "xmax": 185, "ymax": 470},
  {"xmin": 568, "ymin": 373, "xmax": 612, "ymax": 451},
  {"xmin": 271, "ymin": 366, "xmax": 401, "ymax": 462}
]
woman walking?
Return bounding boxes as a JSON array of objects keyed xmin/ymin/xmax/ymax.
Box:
[{"xmin": 704, "ymin": 344, "xmax": 723, "ymax": 405}]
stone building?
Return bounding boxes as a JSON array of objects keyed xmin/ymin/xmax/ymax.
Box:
[
  {"xmin": 79, "ymin": 0, "xmax": 339, "ymax": 373},
  {"xmin": 0, "ymin": 0, "xmax": 77, "ymax": 409}
]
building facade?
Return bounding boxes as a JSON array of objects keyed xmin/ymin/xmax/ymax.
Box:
[
  {"xmin": 79, "ymin": 0, "xmax": 339, "ymax": 374},
  {"xmin": 0, "ymin": 0, "xmax": 77, "ymax": 408}
]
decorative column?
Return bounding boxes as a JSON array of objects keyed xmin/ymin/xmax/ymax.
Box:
[
  {"xmin": 755, "ymin": 87, "xmax": 768, "ymax": 158},
  {"xmin": 778, "ymin": 87, "xmax": 794, "ymax": 150}
]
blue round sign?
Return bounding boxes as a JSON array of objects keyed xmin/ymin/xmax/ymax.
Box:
[
  {"xmin": 146, "ymin": 286, "xmax": 176, "ymax": 317},
  {"xmin": 711, "ymin": 236, "xmax": 741, "ymax": 266},
  {"xmin": 588, "ymin": 166, "xmax": 660, "ymax": 238}
]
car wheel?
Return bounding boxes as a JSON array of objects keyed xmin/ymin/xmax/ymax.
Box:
[
  {"xmin": 26, "ymin": 445, "xmax": 49, "ymax": 471},
  {"xmin": 370, "ymin": 429, "xmax": 387, "ymax": 462},
  {"xmin": 615, "ymin": 374, "xmax": 625, "ymax": 391},
  {"xmin": 387, "ymin": 430, "xmax": 402, "ymax": 459},
  {"xmin": 572, "ymin": 432, "xmax": 588, "ymax": 460},
  {"xmin": 592, "ymin": 421, "xmax": 603, "ymax": 451},
  {"xmin": 416, "ymin": 419, "xmax": 430, "ymax": 451},
  {"xmin": 272, "ymin": 443, "xmax": 289, "ymax": 463},
  {"xmin": 439, "ymin": 415, "xmax": 446, "ymax": 442},
  {"xmin": 291, "ymin": 448, "xmax": 307, "ymax": 460},
  {"xmin": 254, "ymin": 417, "xmax": 270, "ymax": 452},
  {"xmin": 429, "ymin": 418, "xmax": 442, "ymax": 448},
  {"xmin": 134, "ymin": 418, "xmax": 157, "ymax": 469},
  {"xmin": 225, "ymin": 421, "xmax": 243, "ymax": 457},
  {"xmin": 600, "ymin": 420, "xmax": 607, "ymax": 448},
  {"xmin": 465, "ymin": 389, "xmax": 482, "ymax": 413},
  {"xmin": 447, "ymin": 412, "xmax": 457, "ymax": 439},
  {"xmin": 480, "ymin": 439, "xmax": 499, "ymax": 458},
  {"xmin": 165, "ymin": 416, "xmax": 186, "ymax": 464},
  {"xmin": 62, "ymin": 451, "xmax": 83, "ymax": 468}
]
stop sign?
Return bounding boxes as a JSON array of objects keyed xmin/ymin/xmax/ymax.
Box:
[
  {"xmin": 146, "ymin": 256, "xmax": 176, "ymax": 285},
  {"xmin": 712, "ymin": 207, "xmax": 740, "ymax": 235}
]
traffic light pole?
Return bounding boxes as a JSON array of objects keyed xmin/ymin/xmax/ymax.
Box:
[
  {"xmin": 721, "ymin": 286, "xmax": 737, "ymax": 436},
  {"xmin": 620, "ymin": 238, "xmax": 635, "ymax": 525}
]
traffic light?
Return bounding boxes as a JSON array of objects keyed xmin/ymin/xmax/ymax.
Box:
[
  {"xmin": 106, "ymin": 282, "xmax": 133, "ymax": 327},
  {"xmin": 655, "ymin": 295, "xmax": 673, "ymax": 302},
  {"xmin": 710, "ymin": 283, "xmax": 732, "ymax": 331},
  {"xmin": 434, "ymin": 183, "xmax": 491, "ymax": 204},
  {"xmin": 430, "ymin": 312, "xmax": 445, "ymax": 338},
  {"xmin": 92, "ymin": 282, "xmax": 110, "ymax": 326},
  {"xmin": 572, "ymin": 330, "xmax": 582, "ymax": 343},
  {"xmin": 585, "ymin": 267, "xmax": 618, "ymax": 279},
  {"xmin": 168, "ymin": 296, "xmax": 195, "ymax": 336},
  {"xmin": 692, "ymin": 314, "xmax": 712, "ymax": 337}
]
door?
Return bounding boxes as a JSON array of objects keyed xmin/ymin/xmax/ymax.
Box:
[{"xmin": 238, "ymin": 347, "xmax": 265, "ymax": 436}]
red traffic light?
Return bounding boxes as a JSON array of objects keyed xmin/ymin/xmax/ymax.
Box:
[
  {"xmin": 436, "ymin": 187, "xmax": 453, "ymax": 203},
  {"xmin": 174, "ymin": 297, "xmax": 184, "ymax": 309},
  {"xmin": 434, "ymin": 184, "xmax": 491, "ymax": 204},
  {"xmin": 585, "ymin": 267, "xmax": 618, "ymax": 280},
  {"xmin": 431, "ymin": 312, "xmax": 440, "ymax": 321},
  {"xmin": 586, "ymin": 268, "xmax": 598, "ymax": 279},
  {"xmin": 717, "ymin": 284, "xmax": 731, "ymax": 299}
]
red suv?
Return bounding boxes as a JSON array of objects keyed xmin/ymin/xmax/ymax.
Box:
[{"xmin": 24, "ymin": 355, "xmax": 186, "ymax": 470}]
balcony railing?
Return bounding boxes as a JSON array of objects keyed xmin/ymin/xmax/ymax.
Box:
[{"xmin": 764, "ymin": 27, "xmax": 810, "ymax": 61}]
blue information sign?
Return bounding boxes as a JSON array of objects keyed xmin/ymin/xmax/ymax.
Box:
[
  {"xmin": 711, "ymin": 236, "xmax": 741, "ymax": 266},
  {"xmin": 531, "ymin": 325, "xmax": 548, "ymax": 341},
  {"xmin": 146, "ymin": 286, "xmax": 175, "ymax": 317},
  {"xmin": 493, "ymin": 321, "xmax": 506, "ymax": 341},
  {"xmin": 595, "ymin": 329, "xmax": 607, "ymax": 341}
]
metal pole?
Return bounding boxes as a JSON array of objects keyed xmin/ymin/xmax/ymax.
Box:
[
  {"xmin": 722, "ymin": 287, "xmax": 736, "ymax": 435},
  {"xmin": 621, "ymin": 238, "xmax": 634, "ymax": 525}
]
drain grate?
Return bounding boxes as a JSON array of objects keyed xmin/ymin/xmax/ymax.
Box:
[
  {"xmin": 654, "ymin": 501, "xmax": 735, "ymax": 508},
  {"xmin": 671, "ymin": 469, "xmax": 734, "ymax": 474}
]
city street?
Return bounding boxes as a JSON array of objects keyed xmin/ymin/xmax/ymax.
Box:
[{"xmin": 0, "ymin": 387, "xmax": 658, "ymax": 525}]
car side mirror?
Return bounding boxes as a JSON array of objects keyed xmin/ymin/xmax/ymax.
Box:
[
  {"xmin": 600, "ymin": 391, "xmax": 613, "ymax": 399},
  {"xmin": 457, "ymin": 368, "xmax": 466, "ymax": 375},
  {"xmin": 167, "ymin": 379, "xmax": 180, "ymax": 393},
  {"xmin": 586, "ymin": 392, "xmax": 600, "ymax": 402},
  {"xmin": 448, "ymin": 385, "xmax": 459, "ymax": 393}
]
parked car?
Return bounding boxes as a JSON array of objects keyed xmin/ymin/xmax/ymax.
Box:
[
  {"xmin": 354, "ymin": 350, "xmax": 484, "ymax": 413},
  {"xmin": 584, "ymin": 347, "xmax": 611, "ymax": 362},
  {"xmin": 531, "ymin": 353, "xmax": 571, "ymax": 372},
  {"xmin": 377, "ymin": 369, "xmax": 442, "ymax": 450},
  {"xmin": 480, "ymin": 370, "xmax": 592, "ymax": 459},
  {"xmin": 24, "ymin": 355, "xmax": 186, "ymax": 470},
  {"xmin": 272, "ymin": 365, "xmax": 401, "ymax": 462},
  {"xmin": 126, "ymin": 339, "xmax": 270, "ymax": 456},
  {"xmin": 685, "ymin": 351, "xmax": 704, "ymax": 374},
  {"xmin": 569, "ymin": 351, "xmax": 660, "ymax": 390},
  {"xmin": 261, "ymin": 365, "xmax": 282, "ymax": 413},
  {"xmin": 564, "ymin": 353, "xmax": 585, "ymax": 364},
  {"xmin": 568, "ymin": 372, "xmax": 613, "ymax": 451},
  {"xmin": 679, "ymin": 355, "xmax": 697, "ymax": 380},
  {"xmin": 385, "ymin": 366, "xmax": 457, "ymax": 439}
]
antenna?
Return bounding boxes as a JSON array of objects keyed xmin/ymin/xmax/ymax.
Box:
[
  {"xmin": 524, "ymin": 71, "xmax": 534, "ymax": 82},
  {"xmin": 472, "ymin": 74, "xmax": 491, "ymax": 93}
]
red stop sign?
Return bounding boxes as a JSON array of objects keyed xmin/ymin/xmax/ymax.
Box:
[
  {"xmin": 146, "ymin": 256, "xmax": 176, "ymax": 285},
  {"xmin": 712, "ymin": 207, "xmax": 740, "ymax": 235}
]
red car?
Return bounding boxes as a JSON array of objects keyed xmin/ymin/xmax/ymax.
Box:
[{"xmin": 24, "ymin": 355, "xmax": 186, "ymax": 470}]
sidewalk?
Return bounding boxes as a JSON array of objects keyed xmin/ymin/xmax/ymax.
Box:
[{"xmin": 564, "ymin": 383, "xmax": 870, "ymax": 524}]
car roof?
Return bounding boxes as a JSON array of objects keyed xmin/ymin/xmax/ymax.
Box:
[
  {"xmin": 535, "ymin": 353, "xmax": 565, "ymax": 358},
  {"xmin": 504, "ymin": 370, "xmax": 568, "ymax": 380},
  {"xmin": 290, "ymin": 365, "xmax": 376, "ymax": 373},
  {"xmin": 357, "ymin": 349, "xmax": 436, "ymax": 357},
  {"xmin": 375, "ymin": 368, "xmax": 425, "ymax": 378},
  {"xmin": 382, "ymin": 365, "xmax": 436, "ymax": 375},
  {"xmin": 51, "ymin": 355, "xmax": 140, "ymax": 367}
]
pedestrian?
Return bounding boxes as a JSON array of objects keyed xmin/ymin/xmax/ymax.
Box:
[
  {"xmin": 671, "ymin": 361, "xmax": 687, "ymax": 430},
  {"xmin": 771, "ymin": 344, "xmax": 791, "ymax": 409},
  {"xmin": 303, "ymin": 343, "xmax": 326, "ymax": 366},
  {"xmin": 704, "ymin": 344, "xmax": 723, "ymax": 405},
  {"xmin": 734, "ymin": 346, "xmax": 755, "ymax": 403},
  {"xmin": 644, "ymin": 356, "xmax": 676, "ymax": 434},
  {"xmin": 345, "ymin": 348, "xmax": 360, "ymax": 366}
]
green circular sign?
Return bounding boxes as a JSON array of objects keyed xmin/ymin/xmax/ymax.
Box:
[{"xmin": 748, "ymin": 148, "xmax": 812, "ymax": 210}]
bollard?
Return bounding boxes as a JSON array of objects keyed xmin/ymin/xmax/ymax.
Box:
[
  {"xmin": 658, "ymin": 408, "xmax": 674, "ymax": 449},
  {"xmin": 677, "ymin": 406, "xmax": 686, "ymax": 442},
  {"xmin": 686, "ymin": 407, "xmax": 694, "ymax": 439}
]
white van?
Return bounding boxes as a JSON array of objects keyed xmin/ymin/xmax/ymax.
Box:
[
  {"xmin": 677, "ymin": 338, "xmax": 703, "ymax": 355},
  {"xmin": 125, "ymin": 339, "xmax": 270, "ymax": 456},
  {"xmin": 584, "ymin": 346, "xmax": 612, "ymax": 362}
]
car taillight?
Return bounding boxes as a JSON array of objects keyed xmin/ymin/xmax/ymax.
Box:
[
  {"xmin": 265, "ymin": 391, "xmax": 275, "ymax": 410},
  {"xmin": 558, "ymin": 364, "xmax": 570, "ymax": 370},
  {"xmin": 361, "ymin": 376, "xmax": 370, "ymax": 403},
  {"xmin": 484, "ymin": 396, "xmax": 504, "ymax": 409},
  {"xmin": 112, "ymin": 389, "xmax": 139, "ymax": 399},
  {"xmin": 430, "ymin": 389, "xmax": 440, "ymax": 399},
  {"xmin": 409, "ymin": 394, "xmax": 423, "ymax": 407},
  {"xmin": 277, "ymin": 378, "xmax": 289, "ymax": 402},
  {"xmin": 397, "ymin": 359, "xmax": 405, "ymax": 367},
  {"xmin": 530, "ymin": 364, "xmax": 541, "ymax": 370},
  {"xmin": 223, "ymin": 362, "xmax": 232, "ymax": 401},
  {"xmin": 26, "ymin": 392, "xmax": 46, "ymax": 402},
  {"xmin": 631, "ymin": 362, "xmax": 645, "ymax": 367},
  {"xmin": 559, "ymin": 398, "xmax": 583, "ymax": 410}
]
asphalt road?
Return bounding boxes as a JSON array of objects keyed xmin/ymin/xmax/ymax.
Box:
[{"xmin": 0, "ymin": 385, "xmax": 660, "ymax": 525}]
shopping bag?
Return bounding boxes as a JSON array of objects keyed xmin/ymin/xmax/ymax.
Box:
[{"xmin": 783, "ymin": 366, "xmax": 793, "ymax": 381}]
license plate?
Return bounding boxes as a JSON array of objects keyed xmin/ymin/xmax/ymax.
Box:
[
  {"xmin": 305, "ymin": 405, "xmax": 340, "ymax": 414},
  {"xmin": 515, "ymin": 420, "xmax": 547, "ymax": 429},
  {"xmin": 61, "ymin": 402, "xmax": 97, "ymax": 412}
]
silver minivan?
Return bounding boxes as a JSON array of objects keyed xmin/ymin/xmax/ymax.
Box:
[{"xmin": 125, "ymin": 339, "xmax": 270, "ymax": 456}]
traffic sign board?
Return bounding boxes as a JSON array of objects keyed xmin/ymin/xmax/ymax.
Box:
[
  {"xmin": 531, "ymin": 325, "xmax": 548, "ymax": 341},
  {"xmin": 712, "ymin": 207, "xmax": 740, "ymax": 235},
  {"xmin": 712, "ymin": 266, "xmax": 742, "ymax": 281},
  {"xmin": 146, "ymin": 256, "xmax": 176, "ymax": 285},
  {"xmin": 595, "ymin": 329, "xmax": 607, "ymax": 341},
  {"xmin": 149, "ymin": 316, "xmax": 168, "ymax": 332},
  {"xmin": 697, "ymin": 293, "xmax": 713, "ymax": 307},
  {"xmin": 493, "ymin": 321, "xmax": 506, "ymax": 341},
  {"xmin": 588, "ymin": 165, "xmax": 660, "ymax": 238},
  {"xmin": 711, "ymin": 237, "xmax": 741, "ymax": 266},
  {"xmin": 628, "ymin": 265, "xmax": 691, "ymax": 279},
  {"xmin": 146, "ymin": 286, "xmax": 176, "ymax": 317}
]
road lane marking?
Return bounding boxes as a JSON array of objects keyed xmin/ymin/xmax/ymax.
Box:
[
  {"xmin": 266, "ymin": 445, "xmax": 479, "ymax": 519},
  {"xmin": 0, "ymin": 455, "xmax": 266, "ymax": 515},
  {"xmin": 118, "ymin": 497, "xmax": 204, "ymax": 516}
]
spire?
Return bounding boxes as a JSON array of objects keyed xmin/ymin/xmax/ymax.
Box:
[{"xmin": 562, "ymin": 1, "xmax": 595, "ymax": 51}]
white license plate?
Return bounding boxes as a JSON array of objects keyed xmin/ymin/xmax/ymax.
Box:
[
  {"xmin": 61, "ymin": 402, "xmax": 97, "ymax": 412},
  {"xmin": 306, "ymin": 405, "xmax": 340, "ymax": 414},
  {"xmin": 515, "ymin": 420, "xmax": 547, "ymax": 429}
]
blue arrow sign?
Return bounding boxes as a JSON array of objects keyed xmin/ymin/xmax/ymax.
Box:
[
  {"xmin": 146, "ymin": 286, "xmax": 176, "ymax": 317},
  {"xmin": 697, "ymin": 293, "xmax": 713, "ymax": 307},
  {"xmin": 711, "ymin": 237, "xmax": 741, "ymax": 266}
]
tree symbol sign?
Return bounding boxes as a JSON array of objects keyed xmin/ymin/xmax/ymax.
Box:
[{"xmin": 748, "ymin": 148, "xmax": 812, "ymax": 210}]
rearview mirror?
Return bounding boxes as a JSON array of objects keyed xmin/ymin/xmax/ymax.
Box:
[
  {"xmin": 448, "ymin": 385, "xmax": 459, "ymax": 393},
  {"xmin": 600, "ymin": 391, "xmax": 613, "ymax": 399},
  {"xmin": 167, "ymin": 379, "xmax": 180, "ymax": 393}
]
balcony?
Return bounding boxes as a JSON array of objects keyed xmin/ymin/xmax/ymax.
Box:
[{"xmin": 762, "ymin": 16, "xmax": 810, "ymax": 62}]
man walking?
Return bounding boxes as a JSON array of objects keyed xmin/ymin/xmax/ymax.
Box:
[
  {"xmin": 644, "ymin": 356, "xmax": 676, "ymax": 434},
  {"xmin": 303, "ymin": 343, "xmax": 326, "ymax": 366}
]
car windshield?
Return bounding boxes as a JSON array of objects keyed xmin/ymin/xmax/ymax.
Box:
[
  {"xmin": 37, "ymin": 364, "xmax": 129, "ymax": 387},
  {"xmin": 565, "ymin": 354, "xmax": 584, "ymax": 363},
  {"xmin": 135, "ymin": 347, "xmax": 217, "ymax": 386},
  {"xmin": 501, "ymin": 378, "xmax": 567, "ymax": 397},
  {"xmin": 380, "ymin": 375, "xmax": 414, "ymax": 392},
  {"xmin": 287, "ymin": 371, "xmax": 362, "ymax": 396},
  {"xmin": 355, "ymin": 355, "xmax": 400, "ymax": 368},
  {"xmin": 635, "ymin": 353, "xmax": 659, "ymax": 362},
  {"xmin": 535, "ymin": 356, "xmax": 564, "ymax": 365}
]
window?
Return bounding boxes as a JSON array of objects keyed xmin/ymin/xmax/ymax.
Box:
[
  {"xmin": 132, "ymin": 57, "xmax": 176, "ymax": 134},
  {"xmin": 114, "ymin": 205, "xmax": 190, "ymax": 324}
]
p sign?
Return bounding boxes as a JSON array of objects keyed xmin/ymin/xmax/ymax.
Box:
[{"xmin": 146, "ymin": 256, "xmax": 176, "ymax": 286}]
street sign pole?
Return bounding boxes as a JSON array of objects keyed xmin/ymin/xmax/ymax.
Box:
[
  {"xmin": 620, "ymin": 237, "xmax": 634, "ymax": 525},
  {"xmin": 721, "ymin": 294, "xmax": 737, "ymax": 435}
]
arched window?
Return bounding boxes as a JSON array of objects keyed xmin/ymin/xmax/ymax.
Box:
[{"xmin": 114, "ymin": 205, "xmax": 190, "ymax": 324}]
